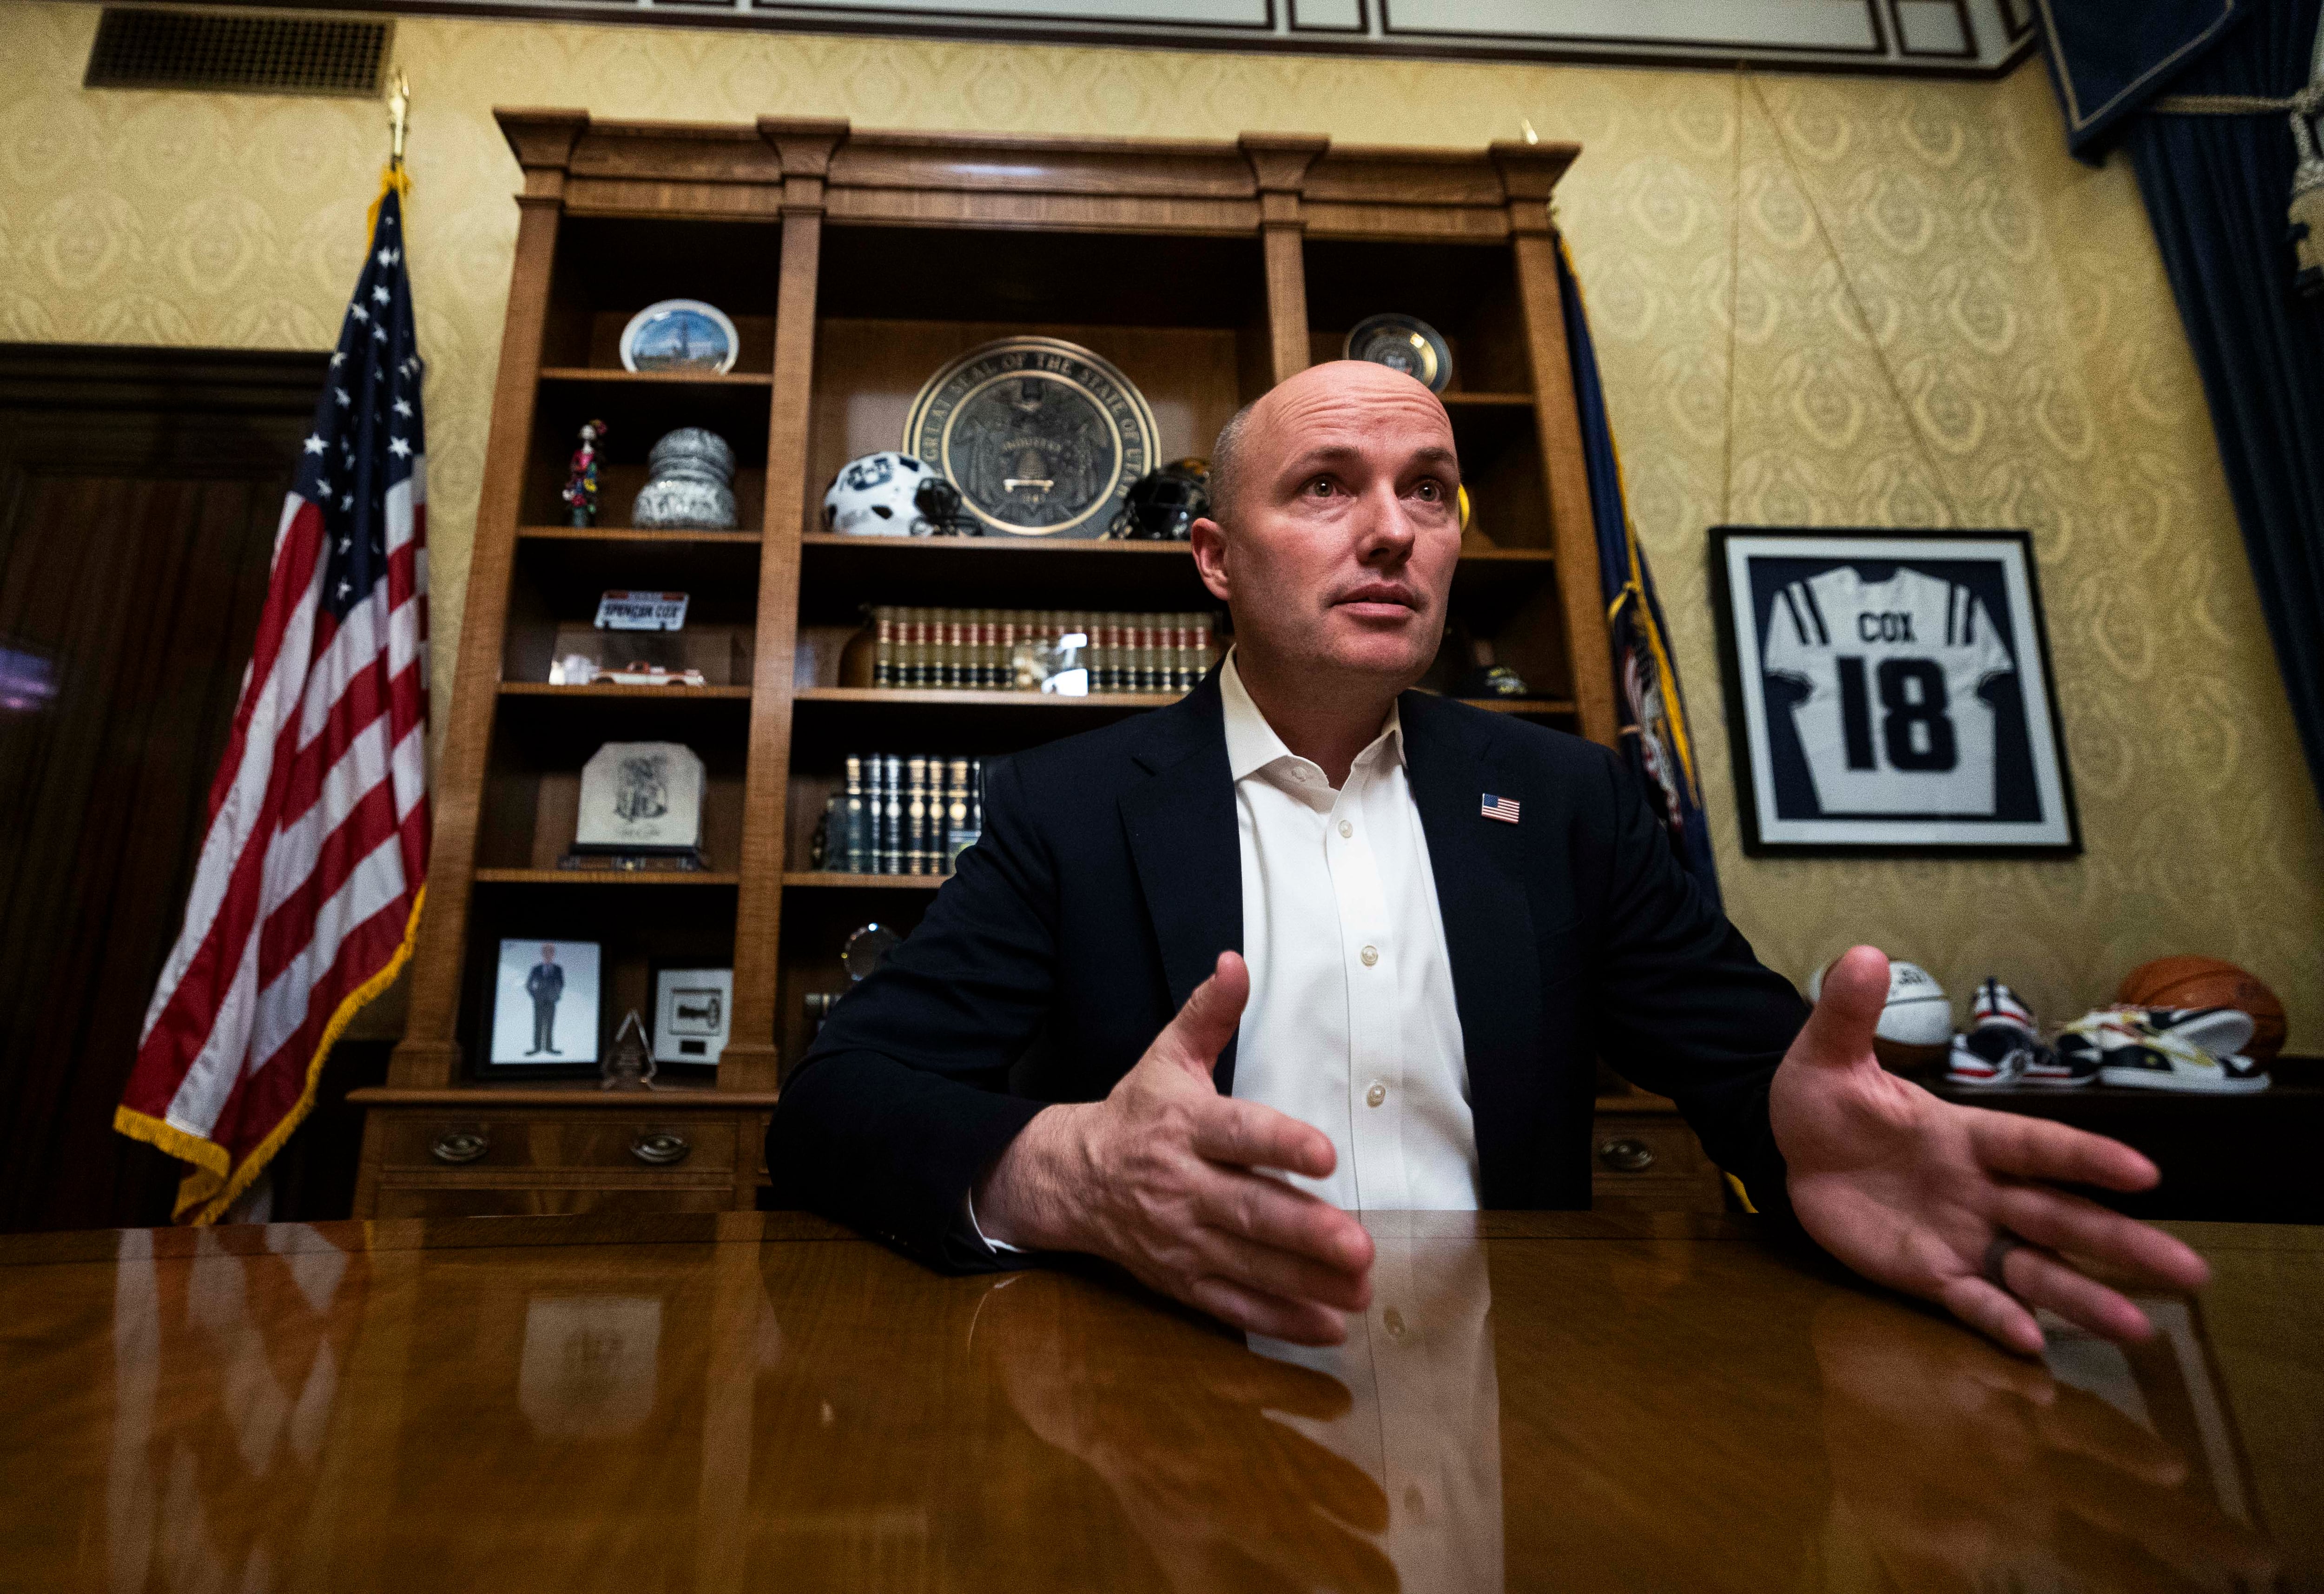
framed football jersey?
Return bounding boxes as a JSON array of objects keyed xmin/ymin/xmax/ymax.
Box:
[{"xmin": 1711, "ymin": 529, "xmax": 2080, "ymax": 856}]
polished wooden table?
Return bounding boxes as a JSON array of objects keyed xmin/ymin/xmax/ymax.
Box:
[{"xmin": 2, "ymin": 1210, "xmax": 2315, "ymax": 1591}]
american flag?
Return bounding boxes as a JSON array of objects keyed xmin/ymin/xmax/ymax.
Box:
[
  {"xmin": 1480, "ymin": 792, "xmax": 1521, "ymax": 825},
  {"xmin": 117, "ymin": 181, "xmax": 430, "ymax": 1223}
]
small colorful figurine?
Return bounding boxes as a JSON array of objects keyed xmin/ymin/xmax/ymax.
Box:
[{"xmin": 562, "ymin": 419, "xmax": 607, "ymax": 526}]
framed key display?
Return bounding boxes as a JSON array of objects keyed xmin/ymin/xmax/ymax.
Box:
[
  {"xmin": 650, "ymin": 963, "xmax": 733, "ymax": 1070},
  {"xmin": 1711, "ymin": 529, "xmax": 2079, "ymax": 857}
]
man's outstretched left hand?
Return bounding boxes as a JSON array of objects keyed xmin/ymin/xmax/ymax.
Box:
[{"xmin": 1770, "ymin": 945, "xmax": 2212, "ymax": 1355}]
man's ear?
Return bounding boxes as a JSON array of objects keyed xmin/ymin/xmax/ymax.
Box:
[{"xmin": 1188, "ymin": 516, "xmax": 1233, "ymax": 603}]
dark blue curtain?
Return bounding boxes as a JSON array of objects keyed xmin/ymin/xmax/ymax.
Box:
[
  {"xmin": 2041, "ymin": 0, "xmax": 2324, "ymax": 804},
  {"xmin": 2039, "ymin": 0, "xmax": 2242, "ymax": 155}
]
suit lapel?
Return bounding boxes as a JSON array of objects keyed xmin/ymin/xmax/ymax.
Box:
[
  {"xmin": 1119, "ymin": 674, "xmax": 1244, "ymax": 1091},
  {"xmin": 1400, "ymin": 693, "xmax": 1541, "ymax": 1203}
]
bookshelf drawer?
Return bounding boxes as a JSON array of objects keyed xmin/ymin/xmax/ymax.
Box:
[
  {"xmin": 376, "ymin": 1110, "xmax": 742, "ymax": 1175},
  {"xmin": 1589, "ymin": 1109, "xmax": 1724, "ymax": 1216},
  {"xmin": 1590, "ymin": 1118, "xmax": 1707, "ymax": 1180}
]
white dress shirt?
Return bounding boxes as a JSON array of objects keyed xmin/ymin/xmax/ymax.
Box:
[
  {"xmin": 1220, "ymin": 652, "xmax": 1479, "ymax": 1211},
  {"xmin": 971, "ymin": 655, "xmax": 1479, "ymax": 1250}
]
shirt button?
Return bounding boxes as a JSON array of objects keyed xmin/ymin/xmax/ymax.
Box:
[
  {"xmin": 1366, "ymin": 1080, "xmax": 1387, "ymax": 1108},
  {"xmin": 1338, "ymin": 820, "xmax": 1353, "ymax": 838},
  {"xmin": 1382, "ymin": 1308, "xmax": 1407, "ymax": 1337},
  {"xmin": 1360, "ymin": 945, "xmax": 1378, "ymax": 966}
]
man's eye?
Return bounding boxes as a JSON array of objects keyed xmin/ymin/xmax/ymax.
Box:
[
  {"xmin": 1415, "ymin": 480, "xmax": 1443, "ymax": 502},
  {"xmin": 1307, "ymin": 476, "xmax": 1334, "ymax": 496}
]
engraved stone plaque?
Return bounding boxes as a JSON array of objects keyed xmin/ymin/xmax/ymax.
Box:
[{"xmin": 573, "ymin": 741, "xmax": 705, "ymax": 857}]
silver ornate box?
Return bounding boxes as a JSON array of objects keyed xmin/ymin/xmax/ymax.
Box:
[{"xmin": 631, "ymin": 428, "xmax": 738, "ymax": 530}]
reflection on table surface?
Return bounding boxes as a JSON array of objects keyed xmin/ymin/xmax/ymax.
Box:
[{"xmin": 0, "ymin": 1210, "xmax": 2315, "ymax": 1592}]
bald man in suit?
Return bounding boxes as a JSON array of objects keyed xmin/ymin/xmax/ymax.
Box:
[{"xmin": 770, "ymin": 360, "xmax": 2205, "ymax": 1351}]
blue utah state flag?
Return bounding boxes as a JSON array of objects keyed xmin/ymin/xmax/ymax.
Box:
[{"xmin": 1553, "ymin": 238, "xmax": 1722, "ymax": 907}]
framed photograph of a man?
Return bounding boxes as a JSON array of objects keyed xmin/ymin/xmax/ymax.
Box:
[
  {"xmin": 1711, "ymin": 529, "xmax": 2080, "ymax": 857},
  {"xmin": 485, "ymin": 938, "xmax": 603, "ymax": 1074}
]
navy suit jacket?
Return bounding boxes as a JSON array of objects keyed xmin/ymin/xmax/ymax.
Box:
[{"xmin": 768, "ymin": 671, "xmax": 1810, "ymax": 1270}]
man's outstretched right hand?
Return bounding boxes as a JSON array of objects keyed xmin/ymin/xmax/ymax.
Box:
[{"xmin": 971, "ymin": 950, "xmax": 1376, "ymax": 1345}]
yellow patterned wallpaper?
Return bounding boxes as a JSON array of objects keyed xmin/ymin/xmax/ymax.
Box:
[{"xmin": 2, "ymin": 4, "xmax": 2317, "ymax": 1046}]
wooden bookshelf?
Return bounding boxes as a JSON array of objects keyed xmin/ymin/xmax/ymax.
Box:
[{"xmin": 356, "ymin": 112, "xmax": 1614, "ymax": 1219}]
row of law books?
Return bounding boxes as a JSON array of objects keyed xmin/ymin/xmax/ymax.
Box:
[
  {"xmin": 869, "ymin": 607, "xmax": 1220, "ymax": 694},
  {"xmin": 814, "ymin": 753, "xmax": 986, "ymax": 878}
]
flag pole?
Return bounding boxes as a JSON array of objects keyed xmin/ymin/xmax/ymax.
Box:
[
  {"xmin": 388, "ymin": 69, "xmax": 409, "ymax": 173},
  {"xmin": 372, "ymin": 71, "xmax": 411, "ymax": 233}
]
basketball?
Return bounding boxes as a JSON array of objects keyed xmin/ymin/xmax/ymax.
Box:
[
  {"xmin": 2118, "ymin": 956, "xmax": 2286, "ymax": 1062},
  {"xmin": 1807, "ymin": 957, "xmax": 1954, "ymax": 1074}
]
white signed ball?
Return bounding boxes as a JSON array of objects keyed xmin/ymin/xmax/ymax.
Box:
[{"xmin": 1807, "ymin": 957, "xmax": 1953, "ymax": 1072}]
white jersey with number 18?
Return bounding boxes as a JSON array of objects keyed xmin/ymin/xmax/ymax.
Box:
[{"xmin": 1761, "ymin": 566, "xmax": 2015, "ymax": 816}]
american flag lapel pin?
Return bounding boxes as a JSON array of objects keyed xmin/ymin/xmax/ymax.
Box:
[{"xmin": 1480, "ymin": 792, "xmax": 1521, "ymax": 825}]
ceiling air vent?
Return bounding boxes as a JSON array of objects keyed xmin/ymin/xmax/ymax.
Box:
[{"xmin": 85, "ymin": 9, "xmax": 390, "ymax": 98}]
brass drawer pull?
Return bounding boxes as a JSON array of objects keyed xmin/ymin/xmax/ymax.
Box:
[
  {"xmin": 1598, "ymin": 1137, "xmax": 1656, "ymax": 1174},
  {"xmin": 430, "ymin": 1129, "xmax": 489, "ymax": 1164},
  {"xmin": 632, "ymin": 1130, "xmax": 692, "ymax": 1165}
]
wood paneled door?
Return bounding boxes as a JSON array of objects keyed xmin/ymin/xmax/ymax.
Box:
[{"xmin": 0, "ymin": 345, "xmax": 330, "ymax": 1231}]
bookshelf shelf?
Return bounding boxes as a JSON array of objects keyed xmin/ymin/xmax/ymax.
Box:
[
  {"xmin": 796, "ymin": 687, "xmax": 1184, "ymax": 709},
  {"xmin": 474, "ymin": 869, "xmax": 745, "ymax": 886},
  {"xmin": 538, "ymin": 367, "xmax": 775, "ymax": 388},
  {"xmin": 800, "ymin": 533, "xmax": 1552, "ymax": 562},
  {"xmin": 799, "ymin": 534, "xmax": 1188, "ymax": 557},
  {"xmin": 365, "ymin": 111, "xmax": 1611, "ymax": 1220},
  {"xmin": 518, "ymin": 526, "xmax": 761, "ymax": 545},
  {"xmin": 781, "ymin": 873, "xmax": 944, "ymax": 890},
  {"xmin": 497, "ymin": 682, "xmax": 753, "ymax": 701}
]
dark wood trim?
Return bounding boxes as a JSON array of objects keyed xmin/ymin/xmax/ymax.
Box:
[{"xmin": 0, "ymin": 343, "xmax": 330, "ymax": 475}]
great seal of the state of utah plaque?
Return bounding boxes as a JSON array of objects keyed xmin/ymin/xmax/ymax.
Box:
[{"xmin": 903, "ymin": 337, "xmax": 1158, "ymax": 539}]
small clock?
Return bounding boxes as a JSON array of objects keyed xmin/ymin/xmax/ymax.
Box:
[{"xmin": 1345, "ymin": 313, "xmax": 1453, "ymax": 393}]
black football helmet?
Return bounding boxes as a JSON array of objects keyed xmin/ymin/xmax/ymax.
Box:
[
  {"xmin": 1107, "ymin": 457, "xmax": 1210, "ymax": 541},
  {"xmin": 912, "ymin": 475, "xmax": 976, "ymax": 536}
]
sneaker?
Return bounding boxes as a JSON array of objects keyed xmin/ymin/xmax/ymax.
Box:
[
  {"xmin": 1969, "ymin": 978, "xmax": 2037, "ymax": 1034},
  {"xmin": 2018, "ymin": 1042, "xmax": 2099, "ymax": 1087},
  {"xmin": 2127, "ymin": 1005, "xmax": 2255, "ymax": 1060},
  {"xmin": 2057, "ymin": 1007, "xmax": 2271, "ymax": 1094},
  {"xmin": 1946, "ymin": 979, "xmax": 2081, "ymax": 1088},
  {"xmin": 1947, "ymin": 1027, "xmax": 2034, "ymax": 1086}
]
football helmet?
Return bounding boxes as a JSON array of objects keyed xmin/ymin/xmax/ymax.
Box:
[
  {"xmin": 1108, "ymin": 457, "xmax": 1210, "ymax": 541},
  {"xmin": 824, "ymin": 452, "xmax": 957, "ymax": 536},
  {"xmin": 911, "ymin": 475, "xmax": 975, "ymax": 536}
]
